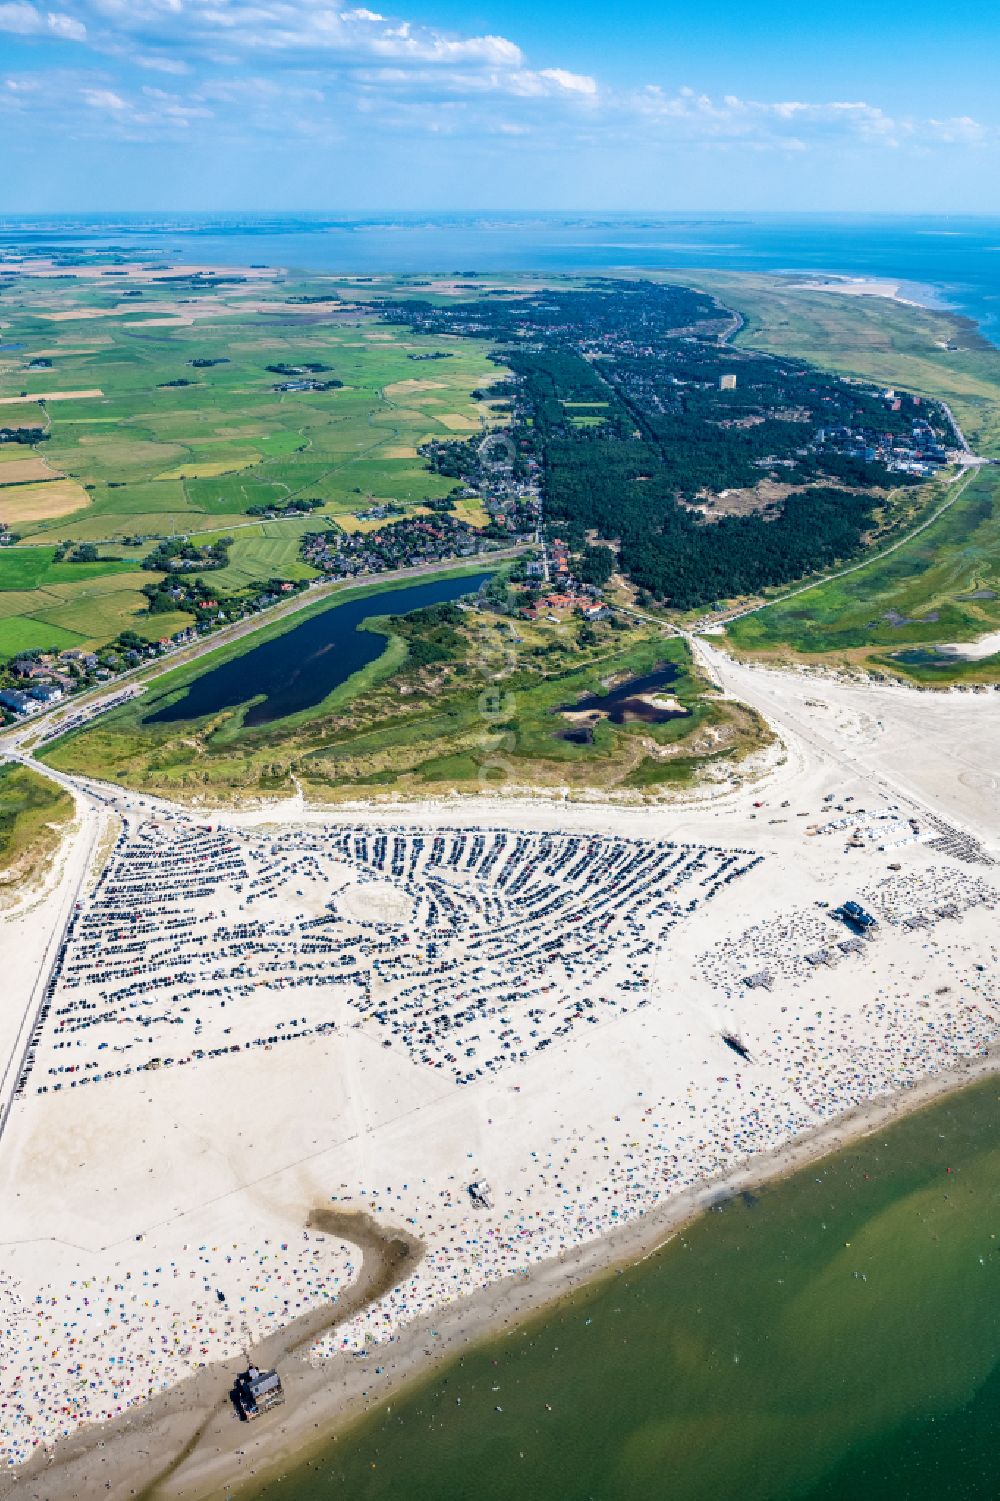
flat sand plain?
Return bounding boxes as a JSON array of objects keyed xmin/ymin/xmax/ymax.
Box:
[{"xmin": 0, "ymin": 655, "xmax": 998, "ymax": 1501}]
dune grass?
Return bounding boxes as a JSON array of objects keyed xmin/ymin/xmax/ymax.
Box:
[{"xmin": 0, "ymin": 762, "xmax": 74, "ymax": 891}]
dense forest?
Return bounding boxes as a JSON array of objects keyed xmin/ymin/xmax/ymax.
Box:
[{"xmin": 383, "ymin": 281, "xmax": 949, "ymax": 608}]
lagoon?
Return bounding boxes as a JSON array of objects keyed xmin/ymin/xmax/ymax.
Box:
[{"xmin": 145, "ymin": 572, "xmax": 492, "ymax": 728}]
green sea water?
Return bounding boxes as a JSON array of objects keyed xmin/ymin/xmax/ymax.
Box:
[{"xmin": 255, "ymin": 1080, "xmax": 1000, "ymax": 1501}]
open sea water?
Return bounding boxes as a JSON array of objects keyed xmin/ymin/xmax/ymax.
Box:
[
  {"xmin": 3, "ymin": 212, "xmax": 1000, "ymax": 344},
  {"xmin": 253, "ymin": 1078, "xmax": 999, "ymax": 1501}
]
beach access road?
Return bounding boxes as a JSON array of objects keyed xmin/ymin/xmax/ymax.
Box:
[{"xmin": 0, "ymin": 765, "xmax": 111, "ymax": 1141}]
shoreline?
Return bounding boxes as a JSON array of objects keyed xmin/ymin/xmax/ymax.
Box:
[
  {"xmin": 1, "ymin": 1209, "xmax": 422, "ymax": 1501},
  {"xmin": 10, "ymin": 1047, "xmax": 996, "ymax": 1501},
  {"xmin": 3, "ymin": 642, "xmax": 998, "ymax": 1495}
]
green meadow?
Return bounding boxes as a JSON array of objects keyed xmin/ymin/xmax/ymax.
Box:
[
  {"xmin": 726, "ymin": 464, "xmax": 1000, "ymax": 680},
  {"xmin": 41, "ymin": 573, "xmax": 768, "ymax": 802},
  {"xmin": 0, "ymin": 545, "xmax": 185, "ymax": 653},
  {"xmin": 0, "ymin": 762, "xmax": 74, "ymax": 888},
  {"xmin": 0, "ymin": 267, "xmax": 500, "ymax": 651}
]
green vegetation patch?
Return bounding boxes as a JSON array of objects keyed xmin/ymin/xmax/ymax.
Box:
[
  {"xmin": 0, "ymin": 616, "xmax": 86, "ymax": 656},
  {"xmin": 386, "ymin": 281, "xmax": 944, "ymax": 609},
  {"xmin": 726, "ymin": 465, "xmax": 1000, "ymax": 680},
  {"xmin": 0, "ymin": 763, "xmax": 74, "ymax": 886},
  {"xmin": 43, "ymin": 582, "xmax": 769, "ymax": 802},
  {"xmin": 0, "ymin": 547, "xmax": 139, "ymax": 592}
]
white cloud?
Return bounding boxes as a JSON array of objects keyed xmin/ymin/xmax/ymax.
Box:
[
  {"xmin": 62, "ymin": 1, "xmax": 526, "ymax": 69},
  {"xmin": 0, "ymin": 2, "xmax": 993, "ymax": 164},
  {"xmin": 132, "ymin": 53, "xmax": 189, "ymax": 75},
  {"xmin": 81, "ymin": 85, "xmax": 124, "ymax": 109},
  {"xmin": 626, "ymin": 85, "xmax": 987, "ymax": 153},
  {"xmin": 46, "ymin": 10, "xmax": 85, "ymax": 40},
  {"xmin": 0, "ymin": 2, "xmax": 85, "ymax": 39},
  {"xmin": 0, "ymin": 2, "xmax": 44, "ymax": 33},
  {"xmin": 538, "ymin": 67, "xmax": 597, "ymax": 97},
  {"xmin": 928, "ymin": 115, "xmax": 987, "ymax": 145}
]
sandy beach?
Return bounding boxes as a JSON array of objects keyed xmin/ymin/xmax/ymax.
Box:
[
  {"xmin": 935, "ymin": 629, "xmax": 1000, "ymax": 661},
  {"xmin": 790, "ymin": 274, "xmax": 933, "ymax": 308},
  {"xmin": 1, "ymin": 650, "xmax": 998, "ymax": 1501}
]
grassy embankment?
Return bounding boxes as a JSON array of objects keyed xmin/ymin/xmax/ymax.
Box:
[
  {"xmin": 0, "ymin": 264, "xmax": 502, "ymax": 654},
  {"xmin": 0, "ymin": 761, "xmax": 74, "ymax": 901},
  {"xmin": 666, "ymin": 272, "xmax": 1000, "ymax": 682},
  {"xmin": 41, "ymin": 575, "xmax": 769, "ymax": 802}
]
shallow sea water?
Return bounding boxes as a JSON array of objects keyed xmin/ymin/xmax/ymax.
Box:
[
  {"xmin": 5, "ymin": 212, "xmax": 1000, "ymax": 343},
  {"xmin": 251, "ymin": 1078, "xmax": 999, "ymax": 1501}
]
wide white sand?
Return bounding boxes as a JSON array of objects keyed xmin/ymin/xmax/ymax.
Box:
[
  {"xmin": 935, "ymin": 630, "xmax": 1000, "ymax": 661},
  {"xmin": 791, "ymin": 275, "xmax": 929, "ymax": 308},
  {"xmin": 0, "ymin": 655, "xmax": 998, "ymax": 1497}
]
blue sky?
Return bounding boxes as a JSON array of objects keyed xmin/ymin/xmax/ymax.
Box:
[{"xmin": 1, "ymin": 0, "xmax": 997, "ymax": 212}]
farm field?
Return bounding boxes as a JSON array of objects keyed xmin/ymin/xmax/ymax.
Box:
[
  {"xmin": 41, "ymin": 572, "xmax": 769, "ymax": 802},
  {"xmin": 0, "ymin": 546, "xmax": 168, "ymax": 653},
  {"xmin": 0, "ymin": 260, "xmax": 503, "ymax": 655},
  {"xmin": 5, "ymin": 260, "xmax": 996, "ymax": 678}
]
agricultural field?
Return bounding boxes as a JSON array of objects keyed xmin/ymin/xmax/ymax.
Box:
[
  {"xmin": 0, "ymin": 762, "xmax": 74, "ymax": 901},
  {"xmin": 41, "ymin": 574, "xmax": 770, "ymax": 802},
  {"xmin": 0, "ymin": 545, "xmax": 167, "ymax": 654},
  {"xmin": 6, "ymin": 259, "xmax": 995, "ymax": 679},
  {"xmin": 0, "ymin": 258, "xmax": 503, "ymax": 653}
]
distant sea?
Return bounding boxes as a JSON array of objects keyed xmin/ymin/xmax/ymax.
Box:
[{"xmin": 3, "ymin": 212, "xmax": 1000, "ymax": 345}]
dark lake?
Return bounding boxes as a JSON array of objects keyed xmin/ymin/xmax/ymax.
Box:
[
  {"xmin": 556, "ymin": 663, "xmax": 688, "ymax": 742},
  {"xmin": 145, "ymin": 572, "xmax": 492, "ymax": 728}
]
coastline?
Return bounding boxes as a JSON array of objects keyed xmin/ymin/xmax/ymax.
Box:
[
  {"xmin": 788, "ymin": 272, "xmax": 939, "ymax": 309},
  {"xmin": 10, "ymin": 1046, "xmax": 997, "ymax": 1501},
  {"xmin": 3, "ymin": 649, "xmax": 999, "ymax": 1499},
  {"xmin": 0, "ymin": 248, "xmax": 997, "ymax": 1500},
  {"xmin": 0, "ymin": 1209, "xmax": 422, "ymax": 1501}
]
